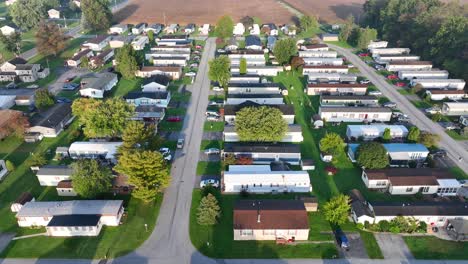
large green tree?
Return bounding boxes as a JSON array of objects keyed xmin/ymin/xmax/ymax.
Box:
[
  {"xmin": 407, "ymin": 126, "xmax": 420, "ymax": 142},
  {"xmin": 121, "ymin": 121, "xmax": 154, "ymax": 150},
  {"xmin": 81, "ymin": 0, "xmax": 112, "ymax": 31},
  {"xmin": 0, "ymin": 32, "xmax": 22, "ymax": 55},
  {"xmin": 10, "ymin": 0, "xmax": 59, "ymax": 30},
  {"xmin": 208, "ymin": 55, "xmax": 230, "ymax": 88},
  {"xmin": 273, "ymin": 38, "xmax": 297, "ymax": 65},
  {"xmin": 197, "ymin": 193, "xmax": 221, "ymax": 225},
  {"xmin": 339, "ymin": 15, "xmax": 356, "ymax": 42},
  {"xmin": 320, "ymin": 132, "xmax": 345, "ymax": 155},
  {"xmin": 71, "ymin": 159, "xmax": 113, "ymax": 198},
  {"xmin": 323, "ymin": 194, "xmax": 351, "ymax": 225},
  {"xmin": 235, "ymin": 106, "xmax": 288, "ymax": 142},
  {"xmin": 382, "ymin": 128, "xmax": 392, "ymax": 142},
  {"xmin": 35, "ymin": 88, "xmax": 55, "ymax": 110},
  {"xmin": 36, "ymin": 22, "xmax": 69, "ymax": 57},
  {"xmin": 115, "ymin": 149, "xmax": 170, "ymax": 202},
  {"xmin": 72, "ymin": 98, "xmax": 103, "ymax": 124},
  {"xmin": 418, "ymin": 132, "xmax": 440, "ymax": 148},
  {"xmin": 299, "ymin": 15, "xmax": 318, "ymax": 32},
  {"xmin": 356, "ymin": 142, "xmax": 389, "ymax": 169},
  {"xmin": 115, "ymin": 44, "xmax": 139, "ymax": 79},
  {"xmin": 355, "ymin": 27, "xmax": 378, "ymax": 50},
  {"xmin": 215, "ymin": 15, "xmax": 234, "ymax": 40}
]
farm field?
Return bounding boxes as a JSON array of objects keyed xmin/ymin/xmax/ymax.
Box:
[{"xmin": 115, "ymin": 0, "xmax": 294, "ymax": 24}]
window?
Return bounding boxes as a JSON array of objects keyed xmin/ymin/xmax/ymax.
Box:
[
  {"xmin": 406, "ymin": 187, "xmax": 413, "ymax": 192},
  {"xmin": 373, "ymin": 114, "xmax": 379, "ymax": 118},
  {"xmin": 263, "ymin": 230, "xmax": 275, "ymax": 236},
  {"xmin": 376, "ymin": 181, "xmax": 387, "ymax": 186},
  {"xmin": 422, "ymin": 186, "xmax": 430, "ymax": 193},
  {"xmin": 67, "ymin": 227, "xmax": 72, "ymax": 231},
  {"xmin": 288, "ymin": 230, "xmax": 296, "ymax": 235},
  {"xmin": 240, "ymin": 230, "xmax": 253, "ymax": 236},
  {"xmin": 74, "ymin": 226, "xmax": 79, "ymax": 231}
]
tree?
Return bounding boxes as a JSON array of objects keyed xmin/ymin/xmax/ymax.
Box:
[
  {"xmin": 115, "ymin": 149, "xmax": 170, "ymax": 202},
  {"xmin": 0, "ymin": 110, "xmax": 29, "ymax": 139},
  {"xmin": 197, "ymin": 193, "xmax": 221, "ymax": 225},
  {"xmin": 431, "ymin": 112, "xmax": 442, "ymax": 122},
  {"xmin": 240, "ymin": 16, "xmax": 254, "ymax": 29},
  {"xmin": 355, "ymin": 27, "xmax": 378, "ymax": 50},
  {"xmin": 208, "ymin": 55, "xmax": 230, "ymax": 88},
  {"xmin": 115, "ymin": 44, "xmax": 139, "ymax": 79},
  {"xmin": 290, "ymin": 56, "xmax": 305, "ymax": 70},
  {"xmin": 0, "ymin": 32, "xmax": 22, "ymax": 55},
  {"xmin": 239, "ymin": 58, "xmax": 247, "ymax": 75},
  {"xmin": 71, "ymin": 159, "xmax": 113, "ymax": 198},
  {"xmin": 147, "ymin": 30, "xmax": 154, "ymax": 43},
  {"xmin": 121, "ymin": 121, "xmax": 154, "ymax": 150},
  {"xmin": 5, "ymin": 160, "xmax": 15, "ymax": 171},
  {"xmin": 356, "ymin": 142, "xmax": 389, "ymax": 169},
  {"xmin": 36, "ymin": 22, "xmax": 69, "ymax": 57},
  {"xmin": 319, "ymin": 132, "xmax": 344, "ymax": 155},
  {"xmin": 215, "ymin": 15, "xmax": 234, "ymax": 40},
  {"xmin": 418, "ymin": 132, "xmax": 440, "ymax": 148},
  {"xmin": 10, "ymin": 0, "xmax": 59, "ymax": 30},
  {"xmin": 273, "ymin": 38, "xmax": 297, "ymax": 65},
  {"xmin": 407, "ymin": 126, "xmax": 420, "ymax": 142},
  {"xmin": 35, "ymin": 88, "xmax": 55, "ymax": 110},
  {"xmin": 339, "ymin": 15, "xmax": 355, "ymax": 42},
  {"xmin": 28, "ymin": 152, "xmax": 47, "ymax": 167},
  {"xmin": 411, "ymin": 84, "xmax": 424, "ymax": 94},
  {"xmin": 235, "ymin": 106, "xmax": 288, "ymax": 142},
  {"xmin": 382, "ymin": 128, "xmax": 391, "ymax": 142},
  {"xmin": 81, "ymin": 0, "xmax": 112, "ymax": 31},
  {"xmin": 72, "ymin": 98, "xmax": 103, "ymax": 124},
  {"xmin": 299, "ymin": 15, "xmax": 318, "ymax": 32},
  {"xmin": 323, "ymin": 194, "xmax": 351, "ymax": 225}
]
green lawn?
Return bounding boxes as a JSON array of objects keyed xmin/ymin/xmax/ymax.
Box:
[
  {"xmin": 204, "ymin": 121, "xmax": 224, "ymax": 132},
  {"xmin": 398, "ymin": 89, "xmax": 412, "ymax": 95},
  {"xmin": 159, "ymin": 120, "xmax": 183, "ymax": 132},
  {"xmin": 308, "ymin": 212, "xmax": 334, "ymax": 241},
  {"xmin": 410, "ymin": 100, "xmax": 432, "ymax": 109},
  {"xmin": 324, "ymin": 41, "xmax": 353, "ymax": 49},
  {"xmin": 200, "ymin": 140, "xmax": 223, "ymax": 151},
  {"xmin": 196, "ymin": 161, "xmax": 222, "ymax": 176},
  {"xmin": 359, "ymin": 231, "xmax": 384, "ymax": 259},
  {"xmin": 171, "ymin": 92, "xmax": 191, "ymax": 102},
  {"xmin": 446, "ymin": 130, "xmax": 468, "ymax": 141},
  {"xmin": 404, "ymin": 236, "xmax": 468, "ymax": 260},
  {"xmin": 111, "ymin": 78, "xmax": 142, "ymax": 97},
  {"xmin": 166, "ymin": 107, "xmax": 187, "ymax": 116}
]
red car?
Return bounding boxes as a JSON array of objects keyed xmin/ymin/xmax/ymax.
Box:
[
  {"xmin": 166, "ymin": 116, "xmax": 182, "ymax": 122},
  {"xmin": 358, "ymin": 53, "xmax": 370, "ymax": 57},
  {"xmin": 395, "ymin": 82, "xmax": 406, "ymax": 87},
  {"xmin": 387, "ymin": 74, "xmax": 398, "ymax": 80},
  {"xmin": 195, "ymin": 45, "xmax": 203, "ymax": 49}
]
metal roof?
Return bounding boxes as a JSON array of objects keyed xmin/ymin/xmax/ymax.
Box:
[{"xmin": 17, "ymin": 200, "xmax": 123, "ymax": 217}]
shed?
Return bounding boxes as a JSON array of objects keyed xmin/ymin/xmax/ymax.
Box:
[
  {"xmin": 57, "ymin": 180, "xmax": 77, "ymax": 196},
  {"xmin": 11, "ymin": 192, "xmax": 34, "ymax": 212},
  {"xmin": 301, "ymin": 159, "xmax": 315, "ymax": 171},
  {"xmin": 55, "ymin": 147, "xmax": 69, "ymax": 158},
  {"xmin": 301, "ymin": 197, "xmax": 318, "ymax": 212}
]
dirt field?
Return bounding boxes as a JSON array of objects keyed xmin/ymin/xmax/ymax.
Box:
[{"xmin": 114, "ymin": 0, "xmax": 296, "ymax": 25}]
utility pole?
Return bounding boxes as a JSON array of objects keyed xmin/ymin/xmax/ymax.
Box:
[{"xmin": 163, "ymin": 12, "xmax": 166, "ymax": 26}]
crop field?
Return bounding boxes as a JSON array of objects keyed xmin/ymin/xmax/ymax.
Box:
[{"xmin": 282, "ymin": 0, "xmax": 365, "ymax": 22}]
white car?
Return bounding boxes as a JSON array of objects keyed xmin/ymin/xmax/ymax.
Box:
[
  {"xmin": 204, "ymin": 148, "xmax": 220, "ymax": 155},
  {"xmin": 159, "ymin": 148, "xmax": 172, "ymax": 161},
  {"xmin": 347, "ymin": 64, "xmax": 354, "ymax": 68},
  {"xmin": 212, "ymin": 86, "xmax": 224, "ymax": 92},
  {"xmin": 360, "ymin": 79, "xmax": 370, "ymax": 84},
  {"xmin": 206, "ymin": 115, "xmax": 220, "ymax": 121},
  {"xmin": 200, "ymin": 179, "xmax": 220, "ymax": 188},
  {"xmin": 368, "ymin": 91, "xmax": 382, "ymax": 96},
  {"xmin": 425, "ymin": 107, "xmax": 441, "ymax": 114}
]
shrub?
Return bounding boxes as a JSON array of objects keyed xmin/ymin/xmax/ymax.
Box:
[
  {"xmin": 378, "ymin": 220, "xmax": 390, "ymax": 232},
  {"xmin": 418, "ymin": 221, "xmax": 427, "ymax": 233},
  {"xmin": 364, "ymin": 221, "xmax": 371, "ymax": 230},
  {"xmin": 5, "ymin": 160, "xmax": 15, "ymax": 171},
  {"xmin": 356, "ymin": 223, "xmax": 364, "ymax": 230},
  {"xmin": 389, "ymin": 226, "xmax": 400, "ymax": 233}
]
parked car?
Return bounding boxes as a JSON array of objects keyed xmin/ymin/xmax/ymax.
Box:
[
  {"xmin": 206, "ymin": 115, "xmax": 220, "ymax": 121},
  {"xmin": 425, "ymin": 107, "xmax": 441, "ymax": 114},
  {"xmin": 63, "ymin": 83, "xmax": 79, "ymax": 90},
  {"xmin": 217, "ymin": 49, "xmax": 226, "ymax": 53},
  {"xmin": 209, "ymin": 100, "xmax": 223, "ymax": 106},
  {"xmin": 374, "ymin": 65, "xmax": 384, "ymax": 70},
  {"xmin": 204, "ymin": 148, "xmax": 220, "ymax": 155},
  {"xmin": 159, "ymin": 147, "xmax": 172, "ymax": 161},
  {"xmin": 185, "ymin": 72, "xmax": 196, "ymax": 77},
  {"xmin": 368, "ymin": 91, "xmax": 382, "ymax": 96},
  {"xmin": 335, "ymin": 228, "xmax": 350, "ymax": 250},
  {"xmin": 56, "ymin": 97, "xmax": 72, "ymax": 103},
  {"xmin": 177, "ymin": 138, "xmax": 184, "ymax": 149},
  {"xmin": 358, "ymin": 53, "xmax": 370, "ymax": 57},
  {"xmin": 200, "ymin": 178, "xmax": 220, "ymax": 188},
  {"xmin": 430, "ymin": 149, "xmax": 447, "ymax": 158},
  {"xmin": 205, "ymin": 111, "xmax": 220, "ymax": 117},
  {"xmin": 398, "ymin": 116, "xmax": 411, "ymax": 122},
  {"xmin": 212, "ymin": 86, "xmax": 224, "ymax": 92},
  {"xmin": 383, "ymin": 102, "xmax": 397, "ymax": 108},
  {"xmin": 395, "ymin": 82, "xmax": 406, "ymax": 87},
  {"xmin": 65, "ymin": 76, "xmax": 76, "ymax": 83},
  {"xmin": 360, "ymin": 79, "xmax": 370, "ymax": 84},
  {"xmin": 195, "ymin": 45, "xmax": 203, "ymax": 49},
  {"xmin": 26, "ymin": 84, "xmax": 39, "ymax": 89},
  {"xmin": 387, "ymin": 74, "xmax": 398, "ymax": 80},
  {"xmin": 347, "ymin": 64, "xmax": 354, "ymax": 68},
  {"xmin": 166, "ymin": 116, "xmax": 182, "ymax": 122}
]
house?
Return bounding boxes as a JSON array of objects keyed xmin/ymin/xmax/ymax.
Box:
[
  {"xmin": 47, "ymin": 9, "xmax": 60, "ymax": 19},
  {"xmin": 145, "ymin": 24, "xmax": 163, "ymax": 34},
  {"xmin": 16, "ymin": 200, "xmax": 124, "ymax": 236},
  {"xmin": 67, "ymin": 49, "xmax": 93, "ymax": 67},
  {"xmin": 0, "ymin": 57, "xmax": 47, "ymax": 83},
  {"xmin": 136, "ymin": 66, "xmax": 182, "ymax": 79},
  {"xmin": 446, "ymin": 219, "xmax": 468, "ymax": 241},
  {"xmin": 152, "ymin": 56, "xmax": 187, "ymax": 66},
  {"xmin": 82, "ymin": 35, "xmax": 111, "ymax": 51},
  {"xmin": 10, "ymin": 192, "xmax": 34, "ymax": 213},
  {"xmin": 14, "ymin": 64, "xmax": 42, "ymax": 82},
  {"xmin": 223, "ymin": 165, "xmax": 311, "ymax": 193},
  {"xmin": 398, "ymin": 70, "xmax": 449, "ymax": 80},
  {"xmin": 374, "ymin": 54, "xmax": 420, "ymax": 64},
  {"xmin": 301, "ymin": 44, "xmax": 329, "ymax": 51},
  {"xmin": 348, "ymin": 143, "xmax": 429, "ymax": 166},
  {"xmin": 0, "ymin": 159, "xmax": 9, "ymax": 181},
  {"xmin": 442, "ymin": 102, "xmax": 468, "ymax": 116},
  {"xmin": 321, "ymin": 95, "xmax": 378, "ymax": 107},
  {"xmin": 425, "ymin": 90, "xmax": 467, "ymax": 101},
  {"xmin": 15, "ymin": 94, "xmax": 34, "ymax": 106},
  {"xmin": 227, "ymin": 83, "xmax": 281, "ymax": 95},
  {"xmin": 132, "ymin": 105, "xmax": 165, "ymax": 124},
  {"xmin": 0, "ymin": 57, "xmax": 28, "ymax": 72},
  {"xmin": 69, "ymin": 142, "xmax": 123, "ymax": 162},
  {"xmin": 305, "ymin": 73, "xmax": 340, "ymax": 82},
  {"xmin": 132, "ymin": 23, "xmax": 147, "ymax": 34},
  {"xmin": 250, "ymin": 24, "xmax": 260, "ymax": 35},
  {"xmin": 225, "ymin": 37, "xmax": 239, "ymax": 51},
  {"xmin": 0, "ymin": 95, "xmax": 15, "ymax": 109},
  {"xmin": 124, "ymin": 91, "xmax": 171, "ymax": 108},
  {"xmin": 27, "ymin": 103, "xmax": 73, "ymax": 138},
  {"xmin": 224, "ymin": 101, "xmax": 295, "ymax": 125},
  {"xmin": 385, "ymin": 61, "xmax": 432, "ymax": 72},
  {"xmin": 150, "ymin": 45, "xmax": 191, "ymax": 53},
  {"xmin": 108, "ymin": 24, "xmax": 128, "ymax": 34},
  {"xmin": 231, "ymin": 66, "xmax": 283, "ymax": 76},
  {"xmin": 164, "ymin": 24, "xmax": 179, "ymax": 34},
  {"xmin": 410, "ymin": 79, "xmax": 465, "ymax": 90},
  {"xmin": 280, "ymin": 24, "xmax": 296, "ymax": 36},
  {"xmin": 361, "ymin": 168, "xmax": 461, "ymax": 196},
  {"xmin": 307, "ymin": 84, "xmax": 367, "ymax": 96},
  {"xmin": 56, "ymin": 180, "xmax": 77, "ymax": 196},
  {"xmin": 303, "ymin": 57, "xmax": 343, "ymax": 66},
  {"xmin": 298, "ymin": 51, "xmax": 338, "ymax": 58},
  {"xmin": 0, "ymin": 25, "xmax": 17, "ymax": 36},
  {"xmin": 233, "ymin": 23, "xmax": 245, "ymax": 36},
  {"xmin": 184, "ymin": 23, "xmax": 196, "ymax": 34},
  {"xmin": 245, "ymin": 35, "xmax": 262, "ymax": 50},
  {"xmin": 199, "ymin": 24, "xmax": 210, "ymax": 35},
  {"xmin": 225, "ymin": 93, "xmax": 284, "ymax": 105},
  {"xmin": 346, "ymin": 125, "xmax": 408, "ymax": 141},
  {"xmin": 233, "ymin": 200, "xmax": 309, "ymax": 241},
  {"xmin": 131, "ymin": 35, "xmax": 149, "ymax": 51},
  {"xmin": 320, "ymin": 33, "xmax": 339, "ymax": 41},
  {"xmin": 223, "ymin": 142, "xmax": 301, "ymax": 165},
  {"xmin": 36, "ymin": 165, "xmax": 72, "ymax": 186},
  {"xmin": 367, "ymin": 41, "xmax": 388, "ymax": 49},
  {"xmin": 319, "ymin": 106, "xmax": 392, "ymax": 123},
  {"xmin": 267, "ymin": 36, "xmax": 277, "ymax": 50},
  {"xmin": 230, "ymin": 74, "xmax": 261, "ymax": 83},
  {"xmin": 141, "ymin": 75, "xmax": 170, "ymax": 92},
  {"xmin": 261, "ymin": 24, "xmax": 278, "ymax": 36},
  {"xmin": 80, "ymin": 72, "xmax": 118, "ymax": 98},
  {"xmin": 303, "ymin": 65, "xmax": 348, "ymax": 74},
  {"xmin": 224, "ymin": 125, "xmax": 303, "ymax": 142},
  {"xmin": 90, "ymin": 49, "xmax": 115, "ymax": 68},
  {"xmin": 109, "ymin": 35, "xmax": 134, "ymax": 48},
  {"xmin": 370, "ymin": 48, "xmax": 410, "ymax": 56}
]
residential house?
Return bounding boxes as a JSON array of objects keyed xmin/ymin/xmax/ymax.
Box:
[
  {"xmin": 47, "ymin": 9, "xmax": 60, "ymax": 19},
  {"xmin": 370, "ymin": 48, "xmax": 410, "ymax": 56},
  {"xmin": 90, "ymin": 49, "xmax": 115, "ymax": 68},
  {"xmin": 108, "ymin": 24, "xmax": 128, "ymax": 34},
  {"xmin": 225, "ymin": 93, "xmax": 284, "ymax": 105},
  {"xmin": 303, "ymin": 65, "xmax": 348, "ymax": 74},
  {"xmin": 14, "ymin": 64, "xmax": 42, "ymax": 82},
  {"xmin": 261, "ymin": 24, "xmax": 278, "ymax": 36},
  {"xmin": 398, "ymin": 70, "xmax": 449, "ymax": 80},
  {"xmin": 250, "ymin": 24, "xmax": 260, "ymax": 35},
  {"xmin": 16, "ymin": 200, "xmax": 124, "ymax": 237},
  {"xmin": 0, "ymin": 110, "xmax": 26, "ymax": 140},
  {"xmin": 228, "ymin": 50, "xmax": 266, "ymax": 66},
  {"xmin": 231, "ymin": 66, "xmax": 283, "ymax": 76},
  {"xmin": 410, "ymin": 79, "xmax": 465, "ymax": 90},
  {"xmin": 109, "ymin": 35, "xmax": 134, "ymax": 49},
  {"xmin": 446, "ymin": 219, "xmax": 468, "ymax": 241},
  {"xmin": 131, "ymin": 35, "xmax": 149, "ymax": 51},
  {"xmin": 68, "ymin": 142, "xmax": 122, "ymax": 162},
  {"xmin": 280, "ymin": 24, "xmax": 296, "ymax": 36},
  {"xmin": 227, "ymin": 83, "xmax": 281, "ymax": 95},
  {"xmin": 267, "ymin": 36, "xmax": 276, "ymax": 50},
  {"xmin": 79, "ymin": 72, "xmax": 118, "ymax": 98},
  {"xmin": 0, "ymin": 57, "xmax": 27, "ymax": 72},
  {"xmin": 164, "ymin": 24, "xmax": 179, "ymax": 34},
  {"xmin": 224, "ymin": 101, "xmax": 295, "ymax": 125},
  {"xmin": 0, "ymin": 95, "xmax": 15, "ymax": 109},
  {"xmin": 225, "ymin": 37, "xmax": 239, "ymax": 51},
  {"xmin": 367, "ymin": 41, "xmax": 388, "ymax": 49},
  {"xmin": 426, "ymin": 90, "xmax": 467, "ymax": 101},
  {"xmin": 223, "ymin": 165, "xmax": 311, "ymax": 193},
  {"xmin": 132, "ymin": 23, "xmax": 147, "ymax": 34},
  {"xmin": 320, "ymin": 95, "xmax": 378, "ymax": 107},
  {"xmin": 56, "ymin": 180, "xmax": 77, "ymax": 196},
  {"xmin": 136, "ymin": 66, "xmax": 182, "ymax": 79},
  {"xmin": 224, "ymin": 125, "xmax": 303, "ymax": 142},
  {"xmin": 245, "ymin": 35, "xmax": 262, "ymax": 51},
  {"xmin": 320, "ymin": 33, "xmax": 339, "ymax": 41},
  {"xmin": 67, "ymin": 49, "xmax": 93, "ymax": 67},
  {"xmin": 0, "ymin": 25, "xmax": 16, "ymax": 36},
  {"xmin": 141, "ymin": 75, "xmax": 170, "ymax": 92},
  {"xmin": 298, "ymin": 50, "xmax": 338, "ymax": 58},
  {"xmin": 36, "ymin": 165, "xmax": 72, "ymax": 186},
  {"xmin": 319, "ymin": 106, "xmax": 392, "ymax": 122},
  {"xmin": 303, "ymin": 57, "xmax": 343, "ymax": 66},
  {"xmin": 184, "ymin": 23, "xmax": 196, "ymax": 34},
  {"xmin": 10, "ymin": 192, "xmax": 34, "ymax": 213},
  {"xmin": 132, "ymin": 105, "xmax": 165, "ymax": 124},
  {"xmin": 27, "ymin": 103, "xmax": 73, "ymax": 138},
  {"xmin": 346, "ymin": 124, "xmax": 408, "ymax": 141},
  {"xmin": 301, "ymin": 44, "xmax": 329, "ymax": 51},
  {"xmin": 442, "ymin": 102, "xmax": 468, "ymax": 116},
  {"xmin": 144, "ymin": 24, "xmax": 163, "ymax": 34},
  {"xmin": 230, "ymin": 74, "xmax": 261, "ymax": 83},
  {"xmin": 374, "ymin": 54, "xmax": 420, "ymax": 64},
  {"xmin": 233, "ymin": 200, "xmax": 309, "ymax": 241},
  {"xmin": 306, "ymin": 84, "xmax": 367, "ymax": 96},
  {"xmin": 0, "ymin": 57, "xmax": 48, "ymax": 83},
  {"xmin": 82, "ymin": 35, "xmax": 111, "ymax": 51},
  {"xmin": 385, "ymin": 61, "xmax": 433, "ymax": 71},
  {"xmin": 348, "ymin": 143, "xmax": 429, "ymax": 166},
  {"xmin": 223, "ymin": 142, "xmax": 301, "ymax": 165},
  {"xmin": 152, "ymin": 56, "xmax": 187, "ymax": 66},
  {"xmin": 361, "ymin": 168, "xmax": 461, "ymax": 196},
  {"xmin": 233, "ymin": 23, "xmax": 245, "ymax": 36},
  {"xmin": 124, "ymin": 91, "xmax": 171, "ymax": 108},
  {"xmin": 199, "ymin": 24, "xmax": 210, "ymax": 35}
]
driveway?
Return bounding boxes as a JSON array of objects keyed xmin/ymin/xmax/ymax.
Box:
[
  {"xmin": 374, "ymin": 233, "xmax": 413, "ymax": 260},
  {"xmin": 198, "ymin": 152, "xmax": 221, "ymax": 162},
  {"xmin": 47, "ymin": 67, "xmax": 91, "ymax": 95},
  {"xmin": 329, "ymin": 44, "xmax": 468, "ymax": 174},
  {"xmin": 339, "ymin": 232, "xmax": 369, "ymax": 259}
]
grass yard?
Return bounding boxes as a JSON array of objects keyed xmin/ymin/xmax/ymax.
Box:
[
  {"xmin": 359, "ymin": 231, "xmax": 384, "ymax": 259},
  {"xmin": 111, "ymin": 78, "xmax": 143, "ymax": 97},
  {"xmin": 446, "ymin": 130, "xmax": 468, "ymax": 141},
  {"xmin": 308, "ymin": 212, "xmax": 334, "ymax": 241},
  {"xmin": 324, "ymin": 41, "xmax": 353, "ymax": 49},
  {"xmin": 171, "ymin": 92, "xmax": 191, "ymax": 102},
  {"xmin": 159, "ymin": 120, "xmax": 183, "ymax": 132},
  {"xmin": 404, "ymin": 236, "xmax": 468, "ymax": 260},
  {"xmin": 200, "ymin": 140, "xmax": 223, "ymax": 150},
  {"xmin": 196, "ymin": 161, "xmax": 222, "ymax": 176},
  {"xmin": 410, "ymin": 100, "xmax": 432, "ymax": 109},
  {"xmin": 204, "ymin": 121, "xmax": 224, "ymax": 132}
]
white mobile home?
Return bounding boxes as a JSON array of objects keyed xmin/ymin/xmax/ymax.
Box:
[
  {"xmin": 223, "ymin": 142, "xmax": 301, "ymax": 165},
  {"xmin": 367, "ymin": 41, "xmax": 388, "ymax": 49},
  {"xmin": 370, "ymin": 48, "xmax": 410, "ymax": 56},
  {"xmin": 303, "ymin": 57, "xmax": 343, "ymax": 66},
  {"xmin": 227, "ymin": 83, "xmax": 281, "ymax": 95},
  {"xmin": 230, "ymin": 74, "xmax": 261, "ymax": 83},
  {"xmin": 301, "ymin": 44, "xmax": 329, "ymax": 51},
  {"xmin": 223, "ymin": 125, "xmax": 303, "ymax": 143},
  {"xmin": 298, "ymin": 50, "xmax": 337, "ymax": 58},
  {"xmin": 346, "ymin": 125, "xmax": 408, "ymax": 141},
  {"xmin": 385, "ymin": 61, "xmax": 432, "ymax": 72},
  {"xmin": 321, "ymin": 95, "xmax": 378, "ymax": 107},
  {"xmin": 151, "ymin": 45, "xmax": 191, "ymax": 53},
  {"xmin": 231, "ymin": 58, "xmax": 266, "ymax": 67},
  {"xmin": 136, "ymin": 66, "xmax": 182, "ymax": 80},
  {"xmin": 307, "ymin": 84, "xmax": 368, "ymax": 96},
  {"xmin": 411, "ymin": 79, "xmax": 465, "ymax": 90},
  {"xmin": 442, "ymin": 102, "xmax": 468, "ymax": 116},
  {"xmin": 68, "ymin": 142, "xmax": 122, "ymax": 162},
  {"xmin": 303, "ymin": 65, "xmax": 349, "ymax": 74},
  {"xmin": 109, "ymin": 24, "xmax": 128, "ymax": 34},
  {"xmin": 398, "ymin": 70, "xmax": 449, "ymax": 80},
  {"xmin": 36, "ymin": 165, "xmax": 72, "ymax": 186},
  {"xmin": 374, "ymin": 55, "xmax": 420, "ymax": 64},
  {"xmin": 152, "ymin": 56, "xmax": 187, "ymax": 67},
  {"xmin": 145, "ymin": 51, "xmax": 191, "ymax": 61},
  {"xmin": 426, "ymin": 90, "xmax": 466, "ymax": 101},
  {"xmin": 230, "ymin": 66, "xmax": 283, "ymax": 76},
  {"xmin": 348, "ymin": 143, "xmax": 429, "ymax": 166},
  {"xmin": 79, "ymin": 72, "xmax": 118, "ymax": 98},
  {"xmin": 319, "ymin": 107, "xmax": 392, "ymax": 123},
  {"xmin": 131, "ymin": 35, "xmax": 149, "ymax": 51},
  {"xmin": 225, "ymin": 94, "xmax": 284, "ymax": 105}
]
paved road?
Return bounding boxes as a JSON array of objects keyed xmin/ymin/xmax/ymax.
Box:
[{"xmin": 328, "ymin": 44, "xmax": 468, "ymax": 174}]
